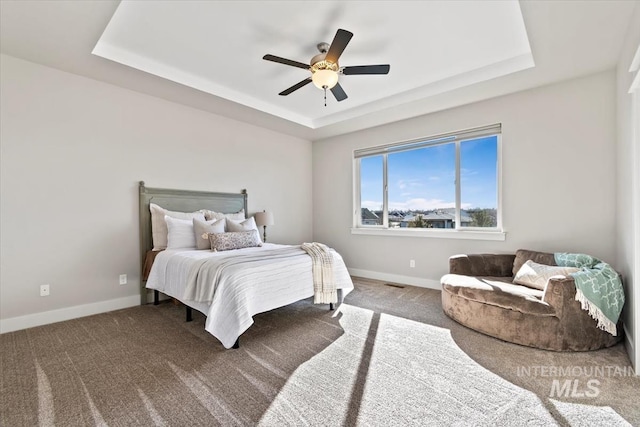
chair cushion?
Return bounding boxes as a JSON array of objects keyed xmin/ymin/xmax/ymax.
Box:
[{"xmin": 441, "ymin": 274, "xmax": 556, "ymax": 316}]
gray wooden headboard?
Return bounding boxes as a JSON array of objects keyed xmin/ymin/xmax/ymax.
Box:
[{"xmin": 138, "ymin": 181, "xmax": 247, "ymax": 304}]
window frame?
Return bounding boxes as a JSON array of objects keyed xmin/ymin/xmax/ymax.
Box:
[{"xmin": 352, "ymin": 124, "xmax": 505, "ymax": 240}]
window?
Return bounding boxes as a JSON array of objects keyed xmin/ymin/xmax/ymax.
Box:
[{"xmin": 354, "ymin": 124, "xmax": 502, "ymax": 238}]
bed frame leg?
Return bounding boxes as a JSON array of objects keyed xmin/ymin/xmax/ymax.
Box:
[
  {"xmin": 233, "ymin": 338, "xmax": 240, "ymax": 349},
  {"xmin": 186, "ymin": 306, "xmax": 193, "ymax": 322},
  {"xmin": 153, "ymin": 290, "xmax": 159, "ymax": 305},
  {"xmin": 329, "ymin": 303, "xmax": 334, "ymax": 311}
]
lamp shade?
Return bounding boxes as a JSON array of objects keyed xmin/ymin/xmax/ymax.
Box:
[
  {"xmin": 312, "ymin": 69, "xmax": 339, "ymax": 89},
  {"xmin": 254, "ymin": 211, "xmax": 274, "ymax": 227}
]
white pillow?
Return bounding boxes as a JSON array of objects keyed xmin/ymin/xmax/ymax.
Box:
[
  {"xmin": 193, "ymin": 218, "xmax": 226, "ymax": 250},
  {"xmin": 513, "ymin": 260, "xmax": 580, "ymax": 290},
  {"xmin": 150, "ymin": 203, "xmax": 204, "ymax": 250},
  {"xmin": 165, "ymin": 216, "xmax": 197, "ymax": 249},
  {"xmin": 227, "ymin": 216, "xmax": 258, "ymax": 232},
  {"xmin": 203, "ymin": 209, "xmax": 245, "ymax": 222}
]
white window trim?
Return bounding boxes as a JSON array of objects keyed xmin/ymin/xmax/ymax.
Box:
[
  {"xmin": 628, "ymin": 43, "xmax": 640, "ymax": 374},
  {"xmin": 350, "ymin": 227, "xmax": 506, "ymax": 241},
  {"xmin": 352, "ymin": 124, "xmax": 504, "ymax": 240}
]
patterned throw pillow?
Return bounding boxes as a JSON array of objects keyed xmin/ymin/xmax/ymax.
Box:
[
  {"xmin": 513, "ymin": 260, "xmax": 580, "ymax": 290},
  {"xmin": 208, "ymin": 230, "xmax": 262, "ymax": 252}
]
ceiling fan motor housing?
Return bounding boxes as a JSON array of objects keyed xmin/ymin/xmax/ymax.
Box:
[
  {"xmin": 316, "ymin": 42, "xmax": 330, "ymax": 53},
  {"xmin": 310, "ymin": 53, "xmax": 339, "ymax": 72}
]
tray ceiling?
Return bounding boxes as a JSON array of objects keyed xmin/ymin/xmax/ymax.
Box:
[
  {"xmin": 2, "ymin": 1, "xmax": 636, "ymax": 139},
  {"xmin": 92, "ymin": 1, "xmax": 533, "ymax": 129}
]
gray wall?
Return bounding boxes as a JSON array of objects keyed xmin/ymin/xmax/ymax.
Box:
[
  {"xmin": 0, "ymin": 54, "xmax": 313, "ymax": 323},
  {"xmin": 616, "ymin": 4, "xmax": 640, "ymax": 371},
  {"xmin": 313, "ymin": 71, "xmax": 617, "ymax": 287}
]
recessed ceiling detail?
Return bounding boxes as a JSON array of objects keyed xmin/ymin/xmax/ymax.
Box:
[{"xmin": 93, "ymin": 1, "xmax": 533, "ymax": 130}]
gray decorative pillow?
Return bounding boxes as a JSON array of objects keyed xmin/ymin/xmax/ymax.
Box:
[
  {"xmin": 226, "ymin": 217, "xmax": 263, "ymax": 242},
  {"xmin": 193, "ymin": 218, "xmax": 226, "ymax": 250},
  {"xmin": 208, "ymin": 230, "xmax": 262, "ymax": 252},
  {"xmin": 226, "ymin": 216, "xmax": 258, "ymax": 232}
]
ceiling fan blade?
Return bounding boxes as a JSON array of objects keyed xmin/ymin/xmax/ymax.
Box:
[
  {"xmin": 342, "ymin": 64, "xmax": 391, "ymax": 75},
  {"xmin": 279, "ymin": 78, "xmax": 312, "ymax": 96},
  {"xmin": 325, "ymin": 29, "xmax": 353, "ymax": 64},
  {"xmin": 263, "ymin": 54, "xmax": 310, "ymax": 70},
  {"xmin": 330, "ymin": 82, "xmax": 348, "ymax": 102}
]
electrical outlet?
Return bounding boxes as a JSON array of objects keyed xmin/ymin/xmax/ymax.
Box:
[
  {"xmin": 410, "ymin": 259, "xmax": 416, "ymax": 268},
  {"xmin": 40, "ymin": 284, "xmax": 50, "ymax": 297},
  {"xmin": 119, "ymin": 274, "xmax": 127, "ymax": 285}
]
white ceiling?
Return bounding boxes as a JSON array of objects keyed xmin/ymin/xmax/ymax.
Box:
[
  {"xmin": 92, "ymin": 1, "xmax": 532, "ymax": 129},
  {"xmin": 1, "ymin": 1, "xmax": 637, "ymax": 140}
]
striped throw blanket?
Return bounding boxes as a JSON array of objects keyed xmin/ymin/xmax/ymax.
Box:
[
  {"xmin": 183, "ymin": 246, "xmax": 307, "ymax": 303},
  {"xmin": 554, "ymin": 253, "xmax": 625, "ymax": 335},
  {"xmin": 301, "ymin": 242, "xmax": 337, "ymax": 304}
]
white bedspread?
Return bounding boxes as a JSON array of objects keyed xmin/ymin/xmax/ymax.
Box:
[{"xmin": 145, "ymin": 243, "xmax": 354, "ymax": 348}]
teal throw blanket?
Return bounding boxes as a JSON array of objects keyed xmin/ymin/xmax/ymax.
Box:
[{"xmin": 554, "ymin": 253, "xmax": 624, "ymax": 335}]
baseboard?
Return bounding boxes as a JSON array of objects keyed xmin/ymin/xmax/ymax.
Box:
[
  {"xmin": 623, "ymin": 323, "xmax": 638, "ymax": 376},
  {"xmin": 348, "ymin": 268, "xmax": 441, "ymax": 290},
  {"xmin": 0, "ymin": 295, "xmax": 140, "ymax": 334}
]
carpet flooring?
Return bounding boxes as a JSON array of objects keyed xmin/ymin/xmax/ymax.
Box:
[{"xmin": 1, "ymin": 277, "xmax": 638, "ymax": 426}]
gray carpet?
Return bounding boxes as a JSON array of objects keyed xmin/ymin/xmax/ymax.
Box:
[{"xmin": 1, "ymin": 278, "xmax": 638, "ymax": 426}]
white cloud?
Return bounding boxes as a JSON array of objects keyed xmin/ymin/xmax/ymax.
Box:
[
  {"xmin": 389, "ymin": 198, "xmax": 471, "ymax": 211},
  {"xmin": 363, "ymin": 198, "xmax": 471, "ymax": 211},
  {"xmin": 396, "ymin": 179, "xmax": 423, "ymax": 190},
  {"xmin": 361, "ymin": 200, "xmax": 382, "ymax": 210},
  {"xmin": 460, "ymin": 168, "xmax": 479, "ymax": 177},
  {"xmin": 389, "ymin": 198, "xmax": 452, "ymax": 210}
]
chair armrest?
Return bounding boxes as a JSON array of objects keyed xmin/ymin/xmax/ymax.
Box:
[
  {"xmin": 449, "ymin": 254, "xmax": 516, "ymax": 277},
  {"xmin": 542, "ymin": 277, "xmax": 576, "ymax": 317}
]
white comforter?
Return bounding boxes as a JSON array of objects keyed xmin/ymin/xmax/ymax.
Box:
[{"xmin": 145, "ymin": 243, "xmax": 354, "ymax": 348}]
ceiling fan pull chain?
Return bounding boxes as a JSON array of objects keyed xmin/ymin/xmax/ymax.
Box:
[{"xmin": 323, "ymin": 86, "xmax": 327, "ymax": 107}]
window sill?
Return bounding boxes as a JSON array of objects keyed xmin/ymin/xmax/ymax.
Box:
[{"xmin": 350, "ymin": 227, "xmax": 506, "ymax": 241}]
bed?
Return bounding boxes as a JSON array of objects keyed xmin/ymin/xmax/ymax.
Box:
[{"xmin": 138, "ymin": 182, "xmax": 354, "ymax": 348}]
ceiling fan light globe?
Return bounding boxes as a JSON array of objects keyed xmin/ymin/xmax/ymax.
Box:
[{"xmin": 312, "ymin": 69, "xmax": 339, "ymax": 89}]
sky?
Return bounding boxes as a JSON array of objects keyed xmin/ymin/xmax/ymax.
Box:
[{"xmin": 360, "ymin": 136, "xmax": 497, "ymax": 211}]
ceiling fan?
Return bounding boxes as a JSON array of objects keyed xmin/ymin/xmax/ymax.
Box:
[{"xmin": 263, "ymin": 29, "xmax": 390, "ymax": 105}]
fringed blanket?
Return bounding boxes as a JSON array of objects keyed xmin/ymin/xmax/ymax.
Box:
[
  {"xmin": 301, "ymin": 242, "xmax": 337, "ymax": 304},
  {"xmin": 554, "ymin": 253, "xmax": 625, "ymax": 335}
]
